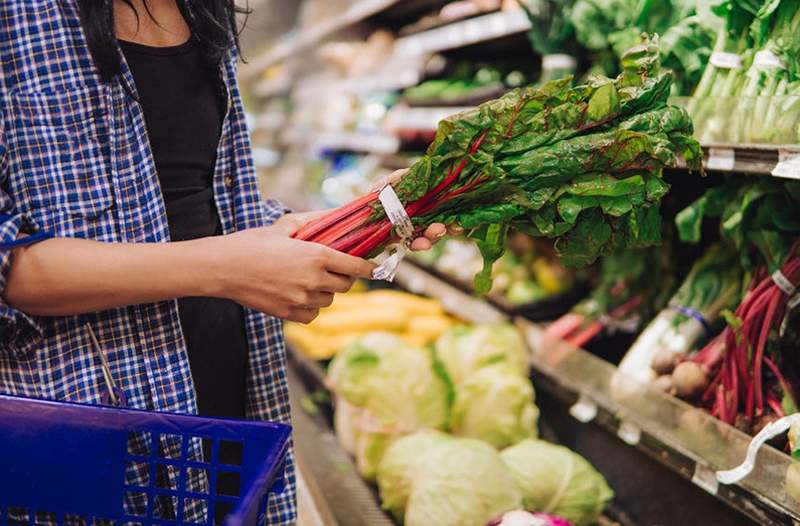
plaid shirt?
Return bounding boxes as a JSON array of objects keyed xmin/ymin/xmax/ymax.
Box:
[{"xmin": 0, "ymin": 1, "xmax": 295, "ymax": 523}]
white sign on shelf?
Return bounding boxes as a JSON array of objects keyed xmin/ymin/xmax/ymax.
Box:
[
  {"xmin": 692, "ymin": 463, "xmax": 719, "ymax": 495},
  {"xmin": 706, "ymin": 148, "xmax": 736, "ymax": 171},
  {"xmin": 569, "ymin": 395, "xmax": 598, "ymax": 423},
  {"xmin": 772, "ymin": 150, "xmax": 800, "ymax": 179},
  {"xmin": 617, "ymin": 421, "xmax": 641, "ymax": 445}
]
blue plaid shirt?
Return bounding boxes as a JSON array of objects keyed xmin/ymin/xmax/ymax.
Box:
[{"xmin": 0, "ymin": 1, "xmax": 295, "ymax": 523}]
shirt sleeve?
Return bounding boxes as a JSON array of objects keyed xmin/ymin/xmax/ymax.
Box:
[
  {"xmin": 262, "ymin": 198, "xmax": 292, "ymax": 225},
  {"xmin": 0, "ymin": 112, "xmax": 45, "ymax": 356}
]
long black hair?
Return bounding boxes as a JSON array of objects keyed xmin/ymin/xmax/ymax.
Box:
[{"xmin": 75, "ymin": 0, "xmax": 250, "ymax": 83}]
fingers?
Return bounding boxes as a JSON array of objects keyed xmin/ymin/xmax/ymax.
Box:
[
  {"xmin": 447, "ymin": 224, "xmax": 464, "ymax": 236},
  {"xmin": 370, "ymin": 168, "xmax": 408, "ymax": 191},
  {"xmin": 319, "ymin": 272, "xmax": 356, "ymax": 293},
  {"xmin": 410, "ymin": 237, "xmax": 433, "ymax": 251},
  {"xmin": 302, "ymin": 291, "xmax": 335, "ymax": 309},
  {"xmin": 322, "ymin": 247, "xmax": 376, "ymax": 279},
  {"xmin": 423, "ymin": 223, "xmax": 446, "ymax": 241},
  {"xmin": 287, "ymin": 307, "xmax": 320, "ymax": 324}
]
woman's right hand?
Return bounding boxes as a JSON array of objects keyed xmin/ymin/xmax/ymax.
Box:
[{"xmin": 213, "ymin": 220, "xmax": 375, "ymax": 324}]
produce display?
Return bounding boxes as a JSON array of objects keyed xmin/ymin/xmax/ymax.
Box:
[
  {"xmin": 252, "ymin": 0, "xmax": 800, "ymax": 522},
  {"xmin": 293, "ymin": 39, "xmax": 702, "ymax": 294},
  {"xmin": 689, "ymin": 0, "xmax": 800, "ymax": 143},
  {"xmin": 324, "ymin": 322, "xmax": 611, "ymax": 525},
  {"xmin": 546, "ymin": 244, "xmax": 675, "ymax": 348},
  {"xmin": 412, "ymin": 234, "xmax": 575, "ymax": 305},
  {"xmin": 285, "ymin": 288, "xmax": 457, "ymax": 360}
]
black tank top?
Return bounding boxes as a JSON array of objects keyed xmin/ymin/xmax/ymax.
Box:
[{"xmin": 120, "ymin": 38, "xmax": 248, "ymax": 422}]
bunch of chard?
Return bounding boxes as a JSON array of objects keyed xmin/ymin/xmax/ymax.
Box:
[
  {"xmin": 620, "ymin": 243, "xmax": 745, "ymax": 387},
  {"xmin": 294, "ymin": 37, "xmax": 701, "ymax": 293},
  {"xmin": 546, "ymin": 244, "xmax": 676, "ymax": 348}
]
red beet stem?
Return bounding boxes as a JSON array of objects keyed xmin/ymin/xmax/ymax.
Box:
[
  {"xmin": 546, "ymin": 313, "xmax": 586, "ymax": 340},
  {"xmin": 328, "ymin": 222, "xmax": 382, "ymax": 253},
  {"xmin": 310, "ymin": 206, "xmax": 373, "ymax": 245},
  {"xmin": 293, "ymin": 191, "xmax": 378, "ymax": 241}
]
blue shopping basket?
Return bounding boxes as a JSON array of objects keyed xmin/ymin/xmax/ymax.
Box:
[{"xmin": 0, "ymin": 394, "xmax": 291, "ymax": 526}]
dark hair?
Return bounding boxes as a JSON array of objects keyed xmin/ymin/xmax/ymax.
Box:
[{"xmin": 75, "ymin": 0, "xmax": 250, "ymax": 83}]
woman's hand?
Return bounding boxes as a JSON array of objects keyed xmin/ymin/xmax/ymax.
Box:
[
  {"xmin": 215, "ymin": 218, "xmax": 375, "ymax": 323},
  {"xmin": 373, "ymin": 169, "xmax": 462, "ymax": 251}
]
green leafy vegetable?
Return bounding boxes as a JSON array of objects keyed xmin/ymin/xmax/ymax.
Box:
[
  {"xmin": 294, "ymin": 37, "xmax": 701, "ymax": 292},
  {"xmin": 501, "ymin": 439, "xmax": 614, "ymax": 526},
  {"xmin": 450, "ymin": 363, "xmax": 540, "ymax": 449},
  {"xmin": 377, "ymin": 431, "xmax": 522, "ymax": 526}
]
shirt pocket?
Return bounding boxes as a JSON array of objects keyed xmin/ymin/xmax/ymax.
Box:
[{"xmin": 4, "ymin": 82, "xmax": 114, "ymax": 218}]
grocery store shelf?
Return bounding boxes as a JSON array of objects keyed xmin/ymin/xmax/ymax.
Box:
[
  {"xmin": 240, "ymin": 0, "xmax": 403, "ymax": 80},
  {"xmin": 392, "ymin": 262, "xmax": 800, "ymax": 524},
  {"xmin": 676, "ymin": 144, "xmax": 800, "ymax": 178},
  {"xmin": 393, "ymin": 9, "xmax": 531, "ymax": 56},
  {"xmin": 282, "ymin": 128, "xmax": 400, "ymax": 155}
]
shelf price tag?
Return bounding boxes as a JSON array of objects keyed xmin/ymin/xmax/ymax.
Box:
[
  {"xmin": 569, "ymin": 395, "xmax": 598, "ymax": 423},
  {"xmin": 706, "ymin": 148, "xmax": 735, "ymax": 171},
  {"xmin": 692, "ymin": 463, "xmax": 719, "ymax": 495},
  {"xmin": 772, "ymin": 150, "xmax": 800, "ymax": 180},
  {"xmin": 617, "ymin": 421, "xmax": 641, "ymax": 445}
]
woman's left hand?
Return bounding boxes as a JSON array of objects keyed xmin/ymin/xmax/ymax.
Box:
[{"xmin": 373, "ymin": 169, "xmax": 462, "ymax": 251}]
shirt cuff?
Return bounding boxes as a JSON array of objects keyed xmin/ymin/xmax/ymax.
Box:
[
  {"xmin": 0, "ymin": 212, "xmax": 44, "ymax": 357},
  {"xmin": 263, "ymin": 198, "xmax": 292, "ymax": 225}
]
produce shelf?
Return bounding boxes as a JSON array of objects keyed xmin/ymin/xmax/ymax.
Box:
[
  {"xmin": 392, "ymin": 9, "xmax": 531, "ymax": 57},
  {"xmin": 392, "ymin": 262, "xmax": 800, "ymax": 525},
  {"xmin": 240, "ymin": 0, "xmax": 403, "ymax": 80},
  {"xmin": 281, "ymin": 128, "xmax": 400, "ymax": 155}
]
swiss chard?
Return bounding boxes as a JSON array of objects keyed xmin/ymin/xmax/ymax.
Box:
[{"xmin": 295, "ymin": 37, "xmax": 701, "ymax": 291}]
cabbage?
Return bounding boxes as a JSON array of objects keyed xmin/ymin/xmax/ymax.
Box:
[
  {"xmin": 450, "ymin": 363, "xmax": 539, "ymax": 448},
  {"xmin": 328, "ymin": 333, "xmax": 450, "ymax": 479},
  {"xmin": 435, "ymin": 324, "xmax": 528, "ymax": 385},
  {"xmin": 377, "ymin": 430, "xmax": 454, "ymax": 521},
  {"xmin": 500, "ymin": 440, "xmax": 613, "ymax": 526},
  {"xmin": 378, "ymin": 431, "xmax": 522, "ymax": 526}
]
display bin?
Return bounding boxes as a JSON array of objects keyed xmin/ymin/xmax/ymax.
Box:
[{"xmin": 0, "ymin": 394, "xmax": 291, "ymax": 526}]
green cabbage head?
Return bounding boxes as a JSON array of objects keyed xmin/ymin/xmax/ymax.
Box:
[
  {"xmin": 377, "ymin": 431, "xmax": 522, "ymax": 526},
  {"xmin": 500, "ymin": 439, "xmax": 613, "ymax": 526},
  {"xmin": 450, "ymin": 362, "xmax": 539, "ymax": 448},
  {"xmin": 328, "ymin": 333, "xmax": 450, "ymax": 480},
  {"xmin": 435, "ymin": 324, "xmax": 528, "ymax": 384}
]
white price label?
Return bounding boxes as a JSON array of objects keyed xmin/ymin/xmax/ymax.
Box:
[
  {"xmin": 706, "ymin": 148, "xmax": 735, "ymax": 171},
  {"xmin": 542, "ymin": 54, "xmax": 577, "ymax": 71},
  {"xmin": 772, "ymin": 151, "xmax": 800, "ymax": 179},
  {"xmin": 692, "ymin": 464, "xmax": 719, "ymax": 495},
  {"xmin": 569, "ymin": 396, "xmax": 598, "ymax": 423},
  {"xmin": 710, "ymin": 52, "xmax": 742, "ymax": 70},
  {"xmin": 617, "ymin": 421, "xmax": 641, "ymax": 445}
]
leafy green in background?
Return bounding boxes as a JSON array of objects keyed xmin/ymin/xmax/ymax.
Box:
[{"xmin": 676, "ymin": 178, "xmax": 800, "ymax": 271}]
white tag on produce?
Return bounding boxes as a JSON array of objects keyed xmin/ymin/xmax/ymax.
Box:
[
  {"xmin": 754, "ymin": 49, "xmax": 785, "ymax": 70},
  {"xmin": 569, "ymin": 396, "xmax": 598, "ymax": 423},
  {"xmin": 772, "ymin": 151, "xmax": 800, "ymax": 180},
  {"xmin": 371, "ymin": 184, "xmax": 414, "ymax": 282},
  {"xmin": 710, "ymin": 52, "xmax": 742, "ymax": 69},
  {"xmin": 617, "ymin": 421, "xmax": 641, "ymax": 445},
  {"xmin": 693, "ymin": 464, "xmax": 719, "ymax": 495},
  {"xmin": 706, "ymin": 148, "xmax": 735, "ymax": 171}
]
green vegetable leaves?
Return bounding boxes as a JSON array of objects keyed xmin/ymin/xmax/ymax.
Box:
[{"xmin": 393, "ymin": 37, "xmax": 701, "ymax": 292}]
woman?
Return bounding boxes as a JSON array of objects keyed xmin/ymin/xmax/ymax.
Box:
[{"xmin": 0, "ymin": 0, "xmax": 443, "ymax": 522}]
